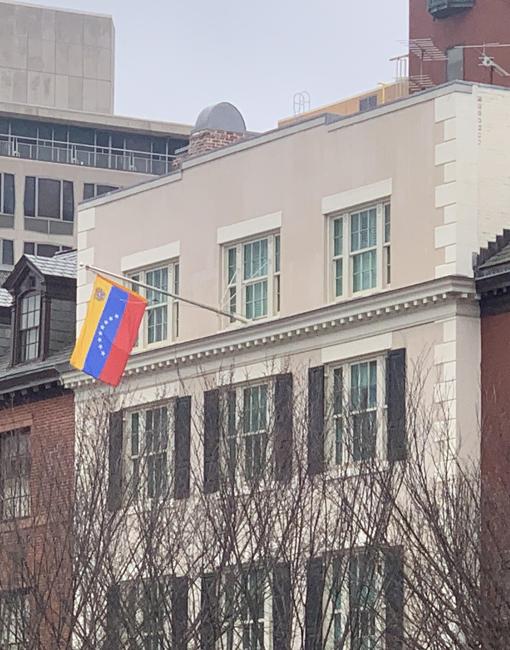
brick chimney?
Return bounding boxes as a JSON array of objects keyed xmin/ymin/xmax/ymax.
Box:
[{"xmin": 187, "ymin": 102, "xmax": 247, "ymax": 157}]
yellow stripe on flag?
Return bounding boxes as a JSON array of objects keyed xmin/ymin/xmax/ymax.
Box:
[{"xmin": 70, "ymin": 276, "xmax": 113, "ymax": 371}]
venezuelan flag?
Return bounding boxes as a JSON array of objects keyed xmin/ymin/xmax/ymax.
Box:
[{"xmin": 71, "ymin": 275, "xmax": 147, "ymax": 387}]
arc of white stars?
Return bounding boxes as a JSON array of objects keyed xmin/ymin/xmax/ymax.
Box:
[{"xmin": 97, "ymin": 313, "xmax": 121, "ymax": 357}]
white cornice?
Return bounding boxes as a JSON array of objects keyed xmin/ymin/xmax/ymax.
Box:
[{"xmin": 63, "ymin": 276, "xmax": 476, "ymax": 390}]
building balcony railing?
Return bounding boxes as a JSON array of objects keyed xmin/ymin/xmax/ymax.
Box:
[
  {"xmin": 0, "ymin": 135, "xmax": 176, "ymax": 176},
  {"xmin": 427, "ymin": 0, "xmax": 474, "ymax": 18}
]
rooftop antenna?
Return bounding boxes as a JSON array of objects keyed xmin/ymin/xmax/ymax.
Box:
[
  {"xmin": 293, "ymin": 91, "xmax": 311, "ymax": 116},
  {"xmin": 402, "ymin": 38, "xmax": 447, "ymax": 91},
  {"xmin": 466, "ymin": 43, "xmax": 510, "ymax": 83}
]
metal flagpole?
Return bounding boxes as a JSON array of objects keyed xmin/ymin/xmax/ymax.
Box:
[{"xmin": 81, "ymin": 263, "xmax": 250, "ymax": 324}]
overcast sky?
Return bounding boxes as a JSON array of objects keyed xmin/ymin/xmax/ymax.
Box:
[{"xmin": 36, "ymin": 0, "xmax": 409, "ymax": 131}]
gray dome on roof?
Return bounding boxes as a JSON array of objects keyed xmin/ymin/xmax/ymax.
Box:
[{"xmin": 193, "ymin": 102, "xmax": 246, "ymax": 134}]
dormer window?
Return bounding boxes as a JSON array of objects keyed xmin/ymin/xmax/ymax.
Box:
[
  {"xmin": 18, "ymin": 292, "xmax": 41, "ymax": 362},
  {"xmin": 4, "ymin": 251, "xmax": 76, "ymax": 368}
]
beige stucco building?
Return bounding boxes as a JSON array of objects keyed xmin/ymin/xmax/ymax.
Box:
[
  {"xmin": 67, "ymin": 78, "xmax": 510, "ymax": 500},
  {"xmin": 63, "ymin": 80, "xmax": 510, "ymax": 646}
]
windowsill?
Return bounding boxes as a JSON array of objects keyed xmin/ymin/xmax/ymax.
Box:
[
  {"xmin": 222, "ymin": 312, "xmax": 281, "ymax": 331},
  {"xmin": 132, "ymin": 338, "xmax": 175, "ymax": 354},
  {"xmin": 11, "ymin": 352, "xmax": 45, "ymax": 367},
  {"xmin": 324, "ymin": 458, "xmax": 391, "ymax": 480},
  {"xmin": 328, "ymin": 285, "xmax": 392, "ymax": 305}
]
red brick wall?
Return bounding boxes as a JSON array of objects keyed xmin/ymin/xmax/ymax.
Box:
[
  {"xmin": 409, "ymin": 0, "xmax": 510, "ymax": 89},
  {"xmin": 0, "ymin": 391, "xmax": 75, "ymax": 648},
  {"xmin": 481, "ymin": 310, "xmax": 510, "ymax": 553}
]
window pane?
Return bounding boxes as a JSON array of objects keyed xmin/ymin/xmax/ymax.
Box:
[
  {"xmin": 245, "ymin": 280, "xmax": 267, "ymax": 320},
  {"xmin": 2, "ymin": 239, "xmax": 14, "ymax": 266},
  {"xmin": 352, "ymin": 250, "xmax": 376, "ymax": 292},
  {"xmin": 24, "ymin": 177, "xmax": 35, "ymax": 217},
  {"xmin": 37, "ymin": 178, "xmax": 61, "ymax": 218},
  {"xmin": 96, "ymin": 184, "xmax": 118, "ymax": 197},
  {"xmin": 62, "ymin": 181, "xmax": 74, "ymax": 221},
  {"xmin": 227, "ymin": 247, "xmax": 236, "ymax": 284},
  {"xmin": 333, "ymin": 217, "xmax": 343, "ymax": 257},
  {"xmin": 335, "ymin": 259, "xmax": 343, "ymax": 298},
  {"xmin": 0, "ymin": 429, "xmax": 31, "ymax": 520},
  {"xmin": 351, "ymin": 361, "xmax": 377, "ymax": 461},
  {"xmin": 384, "ymin": 204, "xmax": 391, "ymax": 243},
  {"xmin": 385, "ymin": 247, "xmax": 391, "ymax": 285},
  {"xmin": 3, "ymin": 173, "xmax": 15, "ymax": 215},
  {"xmin": 244, "ymin": 239, "xmax": 268, "ymax": 280},
  {"xmin": 23, "ymin": 242, "xmax": 35, "ymax": 255},
  {"xmin": 37, "ymin": 244, "xmax": 59, "ymax": 258},
  {"xmin": 147, "ymin": 305, "xmax": 167, "ymax": 344},
  {"xmin": 351, "ymin": 208, "xmax": 377, "ymax": 252},
  {"xmin": 243, "ymin": 385, "xmax": 268, "ymax": 480},
  {"xmin": 19, "ymin": 293, "xmax": 41, "ymax": 362},
  {"xmin": 146, "ymin": 268, "xmax": 168, "ymax": 305},
  {"xmin": 83, "ymin": 183, "xmax": 95, "ymax": 200},
  {"xmin": 274, "ymin": 235, "xmax": 280, "ymax": 273}
]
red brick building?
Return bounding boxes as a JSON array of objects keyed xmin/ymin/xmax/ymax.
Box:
[
  {"xmin": 475, "ymin": 232, "xmax": 510, "ymax": 617},
  {"xmin": 0, "ymin": 252, "xmax": 76, "ymax": 648},
  {"xmin": 410, "ymin": 0, "xmax": 510, "ymax": 90}
]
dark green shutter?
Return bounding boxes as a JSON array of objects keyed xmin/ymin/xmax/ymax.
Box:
[
  {"xmin": 273, "ymin": 562, "xmax": 292, "ymax": 650},
  {"xmin": 384, "ymin": 547, "xmax": 404, "ymax": 649},
  {"xmin": 204, "ymin": 389, "xmax": 220, "ymax": 494},
  {"xmin": 174, "ymin": 396, "xmax": 191, "ymax": 499},
  {"xmin": 274, "ymin": 373, "xmax": 293, "ymax": 483},
  {"xmin": 108, "ymin": 411, "xmax": 123, "ymax": 511},
  {"xmin": 172, "ymin": 576, "xmax": 189, "ymax": 649},
  {"xmin": 386, "ymin": 349, "xmax": 407, "ymax": 461},
  {"xmin": 308, "ymin": 366, "xmax": 325, "ymax": 475},
  {"xmin": 305, "ymin": 557, "xmax": 324, "ymax": 649}
]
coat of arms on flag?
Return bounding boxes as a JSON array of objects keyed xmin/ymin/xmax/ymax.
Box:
[{"xmin": 70, "ymin": 275, "xmax": 147, "ymax": 387}]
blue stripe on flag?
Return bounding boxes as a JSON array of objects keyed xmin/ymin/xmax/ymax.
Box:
[{"xmin": 83, "ymin": 285, "xmax": 129, "ymax": 379}]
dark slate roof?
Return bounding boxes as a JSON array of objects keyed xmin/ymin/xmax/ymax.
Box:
[
  {"xmin": 478, "ymin": 243, "xmax": 510, "ymax": 271},
  {"xmin": 0, "ymin": 288, "xmax": 12, "ymax": 308},
  {"xmin": 25, "ymin": 250, "xmax": 77, "ymax": 279},
  {"xmin": 0, "ymin": 348, "xmax": 72, "ymax": 395}
]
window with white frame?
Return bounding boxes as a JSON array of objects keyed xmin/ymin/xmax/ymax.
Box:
[
  {"xmin": 383, "ymin": 203, "xmax": 391, "ymax": 286},
  {"xmin": 329, "ymin": 358, "xmax": 384, "ymax": 465},
  {"xmin": 325, "ymin": 551, "xmax": 384, "ymax": 650},
  {"xmin": 126, "ymin": 406, "xmax": 171, "ymax": 501},
  {"xmin": 224, "ymin": 234, "xmax": 280, "ymax": 321},
  {"xmin": 119, "ymin": 579, "xmax": 168, "ymax": 647},
  {"xmin": 223, "ymin": 383, "xmax": 270, "ymax": 482},
  {"xmin": 225, "ymin": 569, "xmax": 271, "ymax": 650},
  {"xmin": 129, "ymin": 262, "xmax": 179, "ymax": 347},
  {"xmin": 17, "ymin": 292, "xmax": 41, "ymax": 362},
  {"xmin": 0, "ymin": 590, "xmax": 29, "ymax": 649},
  {"xmin": 330, "ymin": 201, "xmax": 390, "ymax": 299},
  {"xmin": 0, "ymin": 428, "xmax": 30, "ymax": 520}
]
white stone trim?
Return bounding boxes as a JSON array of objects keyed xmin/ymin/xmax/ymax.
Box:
[
  {"xmin": 62, "ymin": 276, "xmax": 476, "ymax": 388},
  {"xmin": 78, "ymin": 207, "xmax": 96, "ymax": 233},
  {"xmin": 321, "ymin": 179, "xmax": 392, "ymax": 215},
  {"xmin": 217, "ymin": 360, "xmax": 284, "ymax": 386},
  {"xmin": 121, "ymin": 241, "xmax": 181, "ymax": 272},
  {"xmin": 216, "ymin": 212, "xmax": 282, "ymax": 245},
  {"xmin": 321, "ymin": 333, "xmax": 392, "ymax": 364}
]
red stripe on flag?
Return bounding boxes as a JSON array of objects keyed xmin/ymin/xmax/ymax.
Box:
[{"xmin": 99, "ymin": 294, "xmax": 146, "ymax": 387}]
